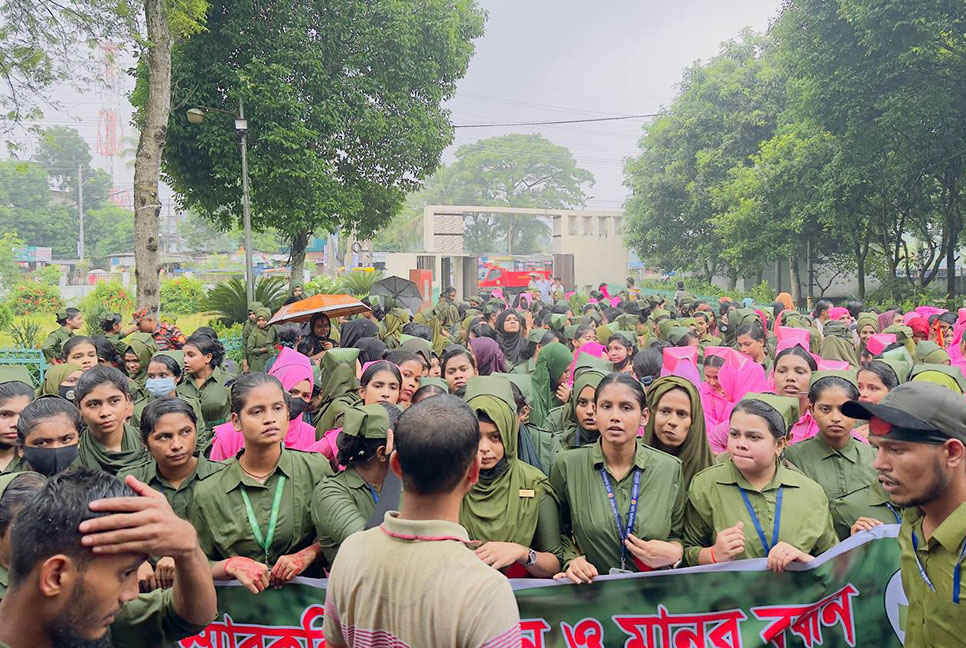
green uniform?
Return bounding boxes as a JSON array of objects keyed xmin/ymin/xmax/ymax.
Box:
[
  {"xmin": 310, "ymin": 467, "xmax": 377, "ymax": 565},
  {"xmin": 105, "ymin": 331, "xmax": 130, "ymax": 355},
  {"xmin": 132, "ymin": 393, "xmax": 210, "ymax": 445},
  {"xmin": 518, "ymin": 423, "xmax": 561, "ymax": 477},
  {"xmin": 549, "ymin": 439, "xmax": 685, "ymax": 573},
  {"xmin": 176, "ymin": 366, "xmax": 232, "ymax": 427},
  {"xmin": 73, "ymin": 425, "xmax": 149, "ymax": 475},
  {"xmin": 189, "ymin": 448, "xmax": 332, "ymax": 568},
  {"xmin": 41, "ymin": 326, "xmax": 73, "ymax": 362},
  {"xmin": 0, "ymin": 454, "xmax": 25, "ymax": 475},
  {"xmin": 511, "ymin": 358, "xmax": 536, "ymax": 375},
  {"xmin": 107, "ymin": 588, "xmax": 211, "ymax": 648},
  {"xmin": 245, "ymin": 325, "xmax": 278, "ymax": 372},
  {"xmin": 682, "ymin": 457, "xmax": 839, "ymax": 566},
  {"xmin": 897, "ymin": 501, "xmax": 966, "ymax": 648},
  {"xmin": 784, "ymin": 435, "xmax": 900, "ymax": 539},
  {"xmin": 119, "ymin": 456, "xmax": 227, "ymax": 520},
  {"xmin": 0, "ymin": 564, "xmax": 7, "ymax": 600}
]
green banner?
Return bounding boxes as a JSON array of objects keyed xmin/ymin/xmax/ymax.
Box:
[{"xmin": 178, "ymin": 526, "xmax": 907, "ymax": 648}]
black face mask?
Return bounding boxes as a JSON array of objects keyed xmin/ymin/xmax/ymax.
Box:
[
  {"xmin": 22, "ymin": 444, "xmax": 79, "ymax": 477},
  {"xmin": 288, "ymin": 397, "xmax": 309, "ymax": 421},
  {"xmin": 58, "ymin": 385, "xmax": 75, "ymax": 402}
]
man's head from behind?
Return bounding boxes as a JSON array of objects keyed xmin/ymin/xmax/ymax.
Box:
[
  {"xmin": 8, "ymin": 468, "xmax": 142, "ymax": 647},
  {"xmin": 391, "ymin": 394, "xmax": 480, "ymax": 497}
]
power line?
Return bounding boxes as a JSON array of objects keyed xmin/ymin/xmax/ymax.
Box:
[{"xmin": 454, "ymin": 113, "xmax": 658, "ymax": 128}]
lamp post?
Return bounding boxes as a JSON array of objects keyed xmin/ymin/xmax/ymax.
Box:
[{"xmin": 186, "ymin": 100, "xmax": 255, "ymax": 307}]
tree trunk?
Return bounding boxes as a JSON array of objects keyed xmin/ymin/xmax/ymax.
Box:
[
  {"xmin": 289, "ymin": 231, "xmax": 310, "ymax": 287},
  {"xmin": 789, "ymin": 256, "xmax": 801, "ymax": 307},
  {"xmin": 132, "ymin": 0, "xmax": 172, "ymax": 315},
  {"xmin": 341, "ymin": 231, "xmax": 355, "ymax": 270}
]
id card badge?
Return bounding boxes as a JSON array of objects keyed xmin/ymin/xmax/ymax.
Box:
[{"xmin": 608, "ymin": 567, "xmax": 632, "ymax": 575}]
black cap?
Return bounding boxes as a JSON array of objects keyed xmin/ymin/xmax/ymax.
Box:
[{"xmin": 842, "ymin": 382, "xmax": 966, "ymax": 444}]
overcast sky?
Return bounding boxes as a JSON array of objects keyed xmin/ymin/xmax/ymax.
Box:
[{"xmin": 25, "ymin": 0, "xmax": 783, "ymax": 213}]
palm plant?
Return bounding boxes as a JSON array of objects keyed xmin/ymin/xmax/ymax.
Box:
[
  {"xmin": 337, "ymin": 270, "xmax": 384, "ymax": 297},
  {"xmin": 203, "ymin": 276, "xmax": 289, "ymax": 325}
]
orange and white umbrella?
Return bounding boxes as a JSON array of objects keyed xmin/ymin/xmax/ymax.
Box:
[{"xmin": 268, "ymin": 293, "xmax": 371, "ymax": 325}]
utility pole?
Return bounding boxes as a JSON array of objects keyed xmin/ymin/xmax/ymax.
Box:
[
  {"xmin": 238, "ymin": 99, "xmax": 254, "ymax": 307},
  {"xmin": 77, "ymin": 164, "xmax": 85, "ymax": 261}
]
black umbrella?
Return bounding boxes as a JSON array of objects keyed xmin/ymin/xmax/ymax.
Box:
[{"xmin": 370, "ymin": 275, "xmax": 425, "ymax": 314}]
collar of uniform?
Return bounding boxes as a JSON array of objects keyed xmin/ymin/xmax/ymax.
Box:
[
  {"xmin": 379, "ymin": 511, "xmax": 471, "ymax": 544},
  {"xmin": 198, "ymin": 365, "xmax": 226, "ymax": 389},
  {"xmin": 813, "ymin": 434, "xmax": 859, "ymax": 463},
  {"xmin": 716, "ymin": 457, "xmax": 805, "ymax": 491},
  {"xmin": 913, "ymin": 499, "xmax": 966, "ymax": 552},
  {"xmin": 152, "ymin": 455, "xmax": 224, "ymax": 487},
  {"xmin": 342, "ymin": 466, "xmax": 368, "ymax": 490},
  {"xmin": 224, "ymin": 447, "xmax": 293, "ymax": 492},
  {"xmin": 590, "ymin": 438, "xmax": 648, "ymax": 472}
]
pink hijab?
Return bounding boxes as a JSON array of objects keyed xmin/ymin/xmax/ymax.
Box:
[
  {"xmin": 209, "ymin": 348, "xmax": 318, "ymax": 461},
  {"xmin": 706, "ymin": 351, "xmax": 769, "ymax": 453},
  {"xmin": 568, "ymin": 342, "xmax": 608, "ymax": 384}
]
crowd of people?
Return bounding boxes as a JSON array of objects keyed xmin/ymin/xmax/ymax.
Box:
[{"xmin": 0, "ymin": 278, "xmax": 963, "ymax": 647}]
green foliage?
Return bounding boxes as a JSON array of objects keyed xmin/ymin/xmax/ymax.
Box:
[
  {"xmin": 162, "ymin": 0, "xmax": 485, "ymax": 266},
  {"xmin": 749, "ymin": 282, "xmax": 775, "ymax": 306},
  {"xmin": 0, "ymin": 233, "xmax": 25, "ymax": 290},
  {"xmin": 337, "ymin": 270, "xmax": 383, "ymax": 298},
  {"xmin": 8, "ymin": 318, "xmax": 45, "ymax": 349},
  {"xmin": 34, "ymin": 265, "xmax": 62, "ymax": 286},
  {"xmin": 5, "ymin": 282, "xmax": 63, "ymax": 316},
  {"xmin": 305, "ymin": 274, "xmax": 339, "ymax": 296},
  {"xmin": 79, "ymin": 281, "xmax": 135, "ymax": 335},
  {"xmin": 86, "ymin": 206, "xmax": 136, "ymax": 260},
  {"xmin": 0, "ymin": 304, "xmax": 14, "ymax": 333},
  {"xmin": 160, "ymin": 277, "xmax": 205, "ymax": 316},
  {"xmin": 204, "ymin": 276, "xmax": 288, "ymax": 325}
]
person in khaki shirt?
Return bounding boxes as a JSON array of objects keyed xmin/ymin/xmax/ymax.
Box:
[
  {"xmin": 684, "ymin": 393, "xmax": 838, "ymax": 571},
  {"xmin": 0, "ymin": 468, "xmax": 216, "ymax": 648},
  {"xmin": 842, "ymin": 382, "xmax": 966, "ymax": 648},
  {"xmin": 323, "ymin": 394, "xmax": 520, "ymax": 648}
]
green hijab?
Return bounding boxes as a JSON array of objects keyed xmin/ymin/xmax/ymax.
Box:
[
  {"xmin": 124, "ymin": 338, "xmax": 154, "ymax": 386},
  {"xmin": 658, "ymin": 319, "xmax": 677, "ymax": 341},
  {"xmin": 563, "ymin": 324, "xmax": 579, "ymax": 342},
  {"xmin": 0, "ymin": 366, "xmax": 33, "ymax": 388},
  {"xmin": 319, "ymin": 348, "xmax": 360, "ymax": 401},
  {"xmin": 39, "ymin": 363, "xmax": 83, "ymax": 397},
  {"xmin": 460, "ymin": 391, "xmax": 553, "ymax": 548},
  {"xmin": 341, "ymin": 404, "xmax": 390, "ymax": 440},
  {"xmin": 549, "ymin": 314, "xmax": 568, "ymax": 334},
  {"xmin": 915, "ymin": 341, "xmax": 950, "ymax": 365},
  {"xmin": 529, "ymin": 342, "xmax": 573, "ymax": 428},
  {"xmin": 413, "ymin": 309, "xmax": 446, "ymax": 355},
  {"xmin": 874, "ymin": 358, "xmax": 911, "ymax": 385},
  {"xmin": 643, "ymin": 376, "xmax": 712, "ymax": 488},
  {"xmin": 77, "ymin": 424, "xmax": 148, "ymax": 475},
  {"xmin": 400, "ymin": 336, "xmax": 433, "ymax": 368},
  {"xmin": 910, "ymin": 364, "xmax": 966, "ymax": 394},
  {"xmin": 882, "ymin": 324, "xmax": 916, "ymax": 357},
  {"xmin": 560, "ymin": 369, "xmax": 606, "ymax": 448},
  {"xmin": 820, "ymin": 321, "xmax": 859, "ymax": 367},
  {"xmin": 381, "ymin": 307, "xmax": 410, "ymax": 347},
  {"xmin": 856, "ymin": 312, "xmax": 879, "ymax": 336}
]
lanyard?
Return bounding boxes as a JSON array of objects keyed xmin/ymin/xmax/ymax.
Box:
[
  {"xmin": 600, "ymin": 467, "xmax": 641, "ymax": 570},
  {"xmin": 367, "ymin": 484, "xmax": 380, "ymax": 504},
  {"xmin": 738, "ymin": 485, "xmax": 783, "ymax": 555},
  {"xmin": 886, "ymin": 502, "xmax": 902, "ymax": 524},
  {"xmin": 240, "ymin": 475, "xmax": 286, "ymax": 563},
  {"xmin": 910, "ymin": 532, "xmax": 966, "ymax": 604}
]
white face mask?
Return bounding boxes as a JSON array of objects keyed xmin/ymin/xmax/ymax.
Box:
[{"xmin": 146, "ymin": 377, "xmax": 177, "ymax": 397}]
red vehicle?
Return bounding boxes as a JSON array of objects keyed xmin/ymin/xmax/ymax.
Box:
[{"xmin": 478, "ymin": 264, "xmax": 551, "ymax": 295}]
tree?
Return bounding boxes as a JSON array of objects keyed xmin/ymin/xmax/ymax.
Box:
[
  {"xmin": 86, "ymin": 206, "xmax": 136, "ymax": 260},
  {"xmin": 0, "ymin": 232, "xmax": 25, "ymax": 290},
  {"xmin": 162, "ymin": 0, "xmax": 485, "ymax": 288},
  {"xmin": 34, "ymin": 126, "xmax": 111, "ymax": 212}
]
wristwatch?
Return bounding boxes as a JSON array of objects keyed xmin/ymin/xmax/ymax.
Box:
[{"xmin": 522, "ymin": 548, "xmax": 537, "ymax": 568}]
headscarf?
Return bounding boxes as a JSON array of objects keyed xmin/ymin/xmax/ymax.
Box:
[
  {"xmin": 355, "ymin": 337, "xmax": 388, "ymax": 365},
  {"xmin": 568, "ymin": 342, "xmax": 609, "ymax": 384},
  {"xmin": 469, "ymin": 337, "xmax": 507, "ymax": 376},
  {"xmin": 560, "ymin": 369, "xmax": 606, "ymax": 448},
  {"xmin": 883, "ymin": 324, "xmax": 916, "ymax": 357},
  {"xmin": 124, "ymin": 338, "xmax": 154, "ymax": 386},
  {"xmin": 856, "ymin": 312, "xmax": 879, "ymax": 337},
  {"xmin": 0, "ymin": 366, "xmax": 33, "ymax": 388},
  {"xmin": 877, "ymin": 311, "xmax": 895, "ymax": 333},
  {"xmin": 707, "ymin": 359, "xmax": 769, "ymax": 453},
  {"xmin": 495, "ymin": 309, "xmax": 528, "ymax": 367},
  {"xmin": 643, "ymin": 376, "xmax": 712, "ymax": 488},
  {"xmin": 916, "ymin": 341, "xmax": 950, "ymax": 365},
  {"xmin": 39, "ymin": 363, "xmax": 83, "ymax": 397},
  {"xmin": 314, "ymin": 348, "xmax": 362, "ymax": 435},
  {"xmin": 340, "ymin": 319, "xmax": 379, "ymax": 350},
  {"xmin": 400, "ymin": 336, "xmax": 433, "ymax": 368},
  {"xmin": 775, "ymin": 292, "xmax": 794, "ymax": 312},
  {"xmin": 529, "ymin": 342, "xmax": 573, "ymax": 427},
  {"xmin": 907, "ymin": 316, "xmax": 930, "ymax": 341},
  {"xmin": 254, "ymin": 306, "xmax": 271, "ymax": 321},
  {"xmin": 380, "ymin": 307, "xmax": 410, "ymax": 347},
  {"xmin": 306, "ymin": 312, "xmax": 335, "ymax": 351},
  {"xmin": 413, "ymin": 309, "xmax": 446, "ymax": 355},
  {"xmin": 461, "ymin": 385, "xmax": 553, "ymax": 548},
  {"xmin": 910, "ymin": 364, "xmax": 966, "ymax": 394},
  {"xmin": 270, "ymin": 347, "xmax": 315, "ymax": 393},
  {"xmin": 820, "ymin": 321, "xmax": 859, "ymax": 367}
]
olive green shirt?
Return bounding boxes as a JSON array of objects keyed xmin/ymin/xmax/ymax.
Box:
[
  {"xmin": 110, "ymin": 588, "xmax": 212, "ymax": 648},
  {"xmin": 0, "ymin": 564, "xmax": 7, "ymax": 600},
  {"xmin": 549, "ymin": 439, "xmax": 685, "ymax": 573},
  {"xmin": 176, "ymin": 366, "xmax": 232, "ymax": 427},
  {"xmin": 189, "ymin": 448, "xmax": 332, "ymax": 567},
  {"xmin": 0, "ymin": 454, "xmax": 25, "ymax": 476},
  {"xmin": 683, "ymin": 458, "xmax": 839, "ymax": 566},
  {"xmin": 132, "ymin": 393, "xmax": 210, "ymax": 446},
  {"xmin": 119, "ymin": 456, "xmax": 228, "ymax": 521},
  {"xmin": 73, "ymin": 424, "xmax": 150, "ymax": 476},
  {"xmin": 311, "ymin": 466, "xmax": 377, "ymax": 565},
  {"xmin": 784, "ymin": 435, "xmax": 899, "ymax": 539},
  {"xmin": 897, "ymin": 500, "xmax": 966, "ymax": 648},
  {"xmin": 41, "ymin": 326, "xmax": 73, "ymax": 361},
  {"xmin": 511, "ymin": 358, "xmax": 536, "ymax": 375}
]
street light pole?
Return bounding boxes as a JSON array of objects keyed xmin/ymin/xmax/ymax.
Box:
[{"xmin": 237, "ymin": 99, "xmax": 254, "ymax": 307}]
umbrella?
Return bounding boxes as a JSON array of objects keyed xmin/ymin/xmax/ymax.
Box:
[
  {"xmin": 268, "ymin": 293, "xmax": 370, "ymax": 325},
  {"xmin": 370, "ymin": 275, "xmax": 424, "ymax": 315}
]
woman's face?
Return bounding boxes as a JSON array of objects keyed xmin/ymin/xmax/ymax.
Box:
[
  {"xmin": 183, "ymin": 344, "xmax": 211, "ymax": 375},
  {"xmin": 147, "ymin": 412, "xmax": 197, "ymax": 474},
  {"xmin": 147, "ymin": 360, "xmax": 176, "ymax": 381},
  {"xmin": 576, "ymin": 329, "xmax": 597, "ymax": 347},
  {"xmin": 256, "ymin": 316, "xmax": 269, "ymax": 329},
  {"xmin": 429, "ymin": 356, "xmax": 441, "ymax": 378},
  {"xmin": 695, "ymin": 317, "xmax": 708, "ymax": 336},
  {"xmin": 477, "ymin": 420, "xmax": 505, "ymax": 470},
  {"xmin": 444, "ymin": 356, "xmax": 475, "ymax": 395},
  {"xmin": 595, "ymin": 382, "xmax": 646, "ymax": 447},
  {"xmin": 727, "ymin": 410, "xmax": 783, "ymax": 475},
  {"xmin": 858, "ymin": 324, "xmax": 876, "ymax": 345},
  {"xmin": 652, "ymin": 388, "xmax": 692, "ymax": 448},
  {"xmin": 60, "ymin": 370, "xmax": 83, "ymax": 388},
  {"xmin": 397, "ymin": 360, "xmax": 423, "ymax": 404},
  {"xmin": 607, "ymin": 340, "xmax": 629, "ymax": 365},
  {"xmin": 502, "ymin": 314, "xmax": 520, "ymax": 334},
  {"xmin": 704, "ymin": 365, "xmax": 722, "ymax": 394},
  {"xmin": 124, "ymin": 351, "xmax": 141, "ymax": 376},
  {"xmin": 231, "ymin": 383, "xmax": 287, "ymax": 447},
  {"xmin": 67, "ymin": 343, "xmax": 98, "ymax": 371},
  {"xmin": 288, "ymin": 379, "xmax": 312, "ymax": 403},
  {"xmin": 892, "ymin": 312, "xmax": 904, "ymax": 325},
  {"xmin": 0, "ymin": 395, "xmax": 31, "ymax": 447},
  {"xmin": 360, "ymin": 370, "xmax": 400, "ymax": 405},
  {"xmin": 737, "ymin": 334, "xmax": 765, "ymax": 362},
  {"xmin": 809, "ymin": 386, "xmax": 856, "ymax": 447},
  {"xmin": 313, "ymin": 317, "xmax": 330, "ymax": 338},
  {"xmin": 23, "ymin": 414, "xmax": 79, "ymax": 449},
  {"xmin": 857, "ymin": 370, "xmax": 889, "ymax": 404},
  {"xmin": 78, "ymin": 384, "xmax": 131, "ymax": 439},
  {"xmin": 773, "ymin": 353, "xmax": 811, "ymax": 399},
  {"xmin": 574, "ymin": 385, "xmax": 597, "ymax": 432}
]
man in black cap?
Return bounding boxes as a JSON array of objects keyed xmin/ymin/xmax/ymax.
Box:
[{"xmin": 842, "ymin": 382, "xmax": 966, "ymax": 648}]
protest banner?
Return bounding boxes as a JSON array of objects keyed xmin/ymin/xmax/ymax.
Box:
[{"xmin": 179, "ymin": 525, "xmax": 906, "ymax": 648}]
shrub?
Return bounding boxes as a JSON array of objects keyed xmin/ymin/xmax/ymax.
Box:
[
  {"xmin": 79, "ymin": 281, "xmax": 135, "ymax": 336},
  {"xmin": 34, "ymin": 265, "xmax": 62, "ymax": 286},
  {"xmin": 204, "ymin": 276, "xmax": 288, "ymax": 325},
  {"xmin": 0, "ymin": 303, "xmax": 13, "ymax": 333},
  {"xmin": 338, "ymin": 269, "xmax": 383, "ymax": 297},
  {"xmin": 161, "ymin": 277, "xmax": 206, "ymax": 316},
  {"xmin": 9, "ymin": 317, "xmax": 45, "ymax": 349},
  {"xmin": 5, "ymin": 282, "xmax": 64, "ymax": 316},
  {"xmin": 305, "ymin": 274, "xmax": 339, "ymax": 295}
]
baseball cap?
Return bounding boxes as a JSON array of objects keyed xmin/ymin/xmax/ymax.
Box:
[{"xmin": 841, "ymin": 382, "xmax": 966, "ymax": 444}]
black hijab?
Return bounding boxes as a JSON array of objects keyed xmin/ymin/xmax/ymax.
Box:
[
  {"xmin": 495, "ymin": 309, "xmax": 529, "ymax": 366},
  {"xmin": 340, "ymin": 318, "xmax": 379, "ymax": 350}
]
